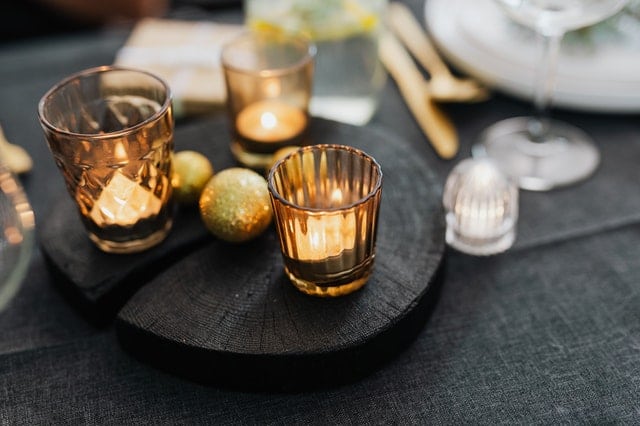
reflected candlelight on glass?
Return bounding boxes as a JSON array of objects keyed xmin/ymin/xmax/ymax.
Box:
[
  {"xmin": 269, "ymin": 144, "xmax": 383, "ymax": 297},
  {"xmin": 263, "ymin": 78, "xmax": 282, "ymax": 97}
]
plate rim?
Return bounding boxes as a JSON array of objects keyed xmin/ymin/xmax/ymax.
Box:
[{"xmin": 424, "ymin": 0, "xmax": 640, "ymax": 113}]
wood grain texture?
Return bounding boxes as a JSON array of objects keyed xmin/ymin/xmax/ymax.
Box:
[
  {"xmin": 38, "ymin": 199, "xmax": 211, "ymax": 325},
  {"xmin": 115, "ymin": 118, "xmax": 447, "ymax": 390}
]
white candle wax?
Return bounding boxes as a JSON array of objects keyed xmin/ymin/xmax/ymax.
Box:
[
  {"xmin": 292, "ymin": 213, "xmax": 356, "ymax": 261},
  {"xmin": 88, "ymin": 171, "xmax": 162, "ymax": 226},
  {"xmin": 236, "ymin": 100, "xmax": 306, "ymax": 142}
]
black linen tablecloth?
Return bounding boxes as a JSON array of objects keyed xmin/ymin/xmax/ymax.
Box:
[{"xmin": 1, "ymin": 1, "xmax": 640, "ymax": 423}]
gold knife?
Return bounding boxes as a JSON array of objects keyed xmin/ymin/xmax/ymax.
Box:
[{"xmin": 379, "ymin": 32, "xmax": 459, "ymax": 159}]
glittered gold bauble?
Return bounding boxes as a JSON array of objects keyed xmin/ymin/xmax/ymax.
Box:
[
  {"xmin": 199, "ymin": 168, "xmax": 273, "ymax": 243},
  {"xmin": 266, "ymin": 145, "xmax": 301, "ymax": 173},
  {"xmin": 171, "ymin": 150, "xmax": 214, "ymax": 204}
]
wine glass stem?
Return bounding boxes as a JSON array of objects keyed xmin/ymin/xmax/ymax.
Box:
[{"xmin": 529, "ymin": 30, "xmax": 563, "ymax": 142}]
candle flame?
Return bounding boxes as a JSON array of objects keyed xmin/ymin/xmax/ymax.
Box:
[
  {"xmin": 114, "ymin": 142, "xmax": 128, "ymax": 163},
  {"xmin": 260, "ymin": 112, "xmax": 278, "ymax": 130},
  {"xmin": 330, "ymin": 188, "xmax": 343, "ymax": 205}
]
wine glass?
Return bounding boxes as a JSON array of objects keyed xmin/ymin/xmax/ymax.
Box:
[{"xmin": 472, "ymin": 0, "xmax": 628, "ymax": 191}]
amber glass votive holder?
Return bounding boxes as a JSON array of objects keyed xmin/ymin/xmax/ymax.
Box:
[
  {"xmin": 38, "ymin": 66, "xmax": 174, "ymax": 254},
  {"xmin": 268, "ymin": 144, "xmax": 383, "ymax": 297},
  {"xmin": 221, "ymin": 31, "xmax": 315, "ymax": 169}
]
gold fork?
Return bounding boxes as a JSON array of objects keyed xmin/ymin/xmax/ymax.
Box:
[{"xmin": 388, "ymin": 2, "xmax": 490, "ymax": 103}]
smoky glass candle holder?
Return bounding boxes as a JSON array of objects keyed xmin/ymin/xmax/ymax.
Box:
[{"xmin": 221, "ymin": 31, "xmax": 315, "ymax": 170}]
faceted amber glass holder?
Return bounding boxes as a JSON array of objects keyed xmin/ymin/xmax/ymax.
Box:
[
  {"xmin": 38, "ymin": 66, "xmax": 174, "ymax": 254},
  {"xmin": 268, "ymin": 144, "xmax": 383, "ymax": 297}
]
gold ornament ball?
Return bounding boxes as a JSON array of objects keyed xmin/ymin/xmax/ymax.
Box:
[
  {"xmin": 172, "ymin": 150, "xmax": 214, "ymax": 204},
  {"xmin": 199, "ymin": 168, "xmax": 273, "ymax": 243},
  {"xmin": 267, "ymin": 145, "xmax": 301, "ymax": 173}
]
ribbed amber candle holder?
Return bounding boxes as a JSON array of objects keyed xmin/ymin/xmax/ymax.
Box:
[{"xmin": 268, "ymin": 144, "xmax": 383, "ymax": 297}]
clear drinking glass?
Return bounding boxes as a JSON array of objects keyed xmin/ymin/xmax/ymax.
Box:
[
  {"xmin": 442, "ymin": 158, "xmax": 518, "ymax": 256},
  {"xmin": 245, "ymin": 0, "xmax": 387, "ymax": 126},
  {"xmin": 473, "ymin": 0, "xmax": 628, "ymax": 191},
  {"xmin": 38, "ymin": 66, "xmax": 174, "ymax": 254},
  {"xmin": 268, "ymin": 144, "xmax": 383, "ymax": 297},
  {"xmin": 0, "ymin": 163, "xmax": 35, "ymax": 312},
  {"xmin": 221, "ymin": 31, "xmax": 315, "ymax": 170}
]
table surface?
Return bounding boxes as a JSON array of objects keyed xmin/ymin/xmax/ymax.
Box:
[{"xmin": 2, "ymin": 1, "xmax": 640, "ymax": 423}]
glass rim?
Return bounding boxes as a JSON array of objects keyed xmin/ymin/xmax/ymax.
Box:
[
  {"xmin": 220, "ymin": 30, "xmax": 316, "ymax": 78},
  {"xmin": 37, "ymin": 65, "xmax": 172, "ymax": 140},
  {"xmin": 268, "ymin": 144, "xmax": 383, "ymax": 213}
]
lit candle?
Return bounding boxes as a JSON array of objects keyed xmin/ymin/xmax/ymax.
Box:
[
  {"xmin": 291, "ymin": 212, "xmax": 357, "ymax": 261},
  {"xmin": 87, "ymin": 171, "xmax": 163, "ymax": 226},
  {"xmin": 236, "ymin": 100, "xmax": 307, "ymax": 142},
  {"xmin": 451, "ymin": 162, "xmax": 512, "ymax": 239},
  {"xmin": 443, "ymin": 158, "xmax": 518, "ymax": 255}
]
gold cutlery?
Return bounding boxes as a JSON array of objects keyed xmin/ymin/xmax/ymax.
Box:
[
  {"xmin": 388, "ymin": 2, "xmax": 490, "ymax": 103},
  {"xmin": 379, "ymin": 31, "xmax": 459, "ymax": 159},
  {"xmin": 0, "ymin": 125, "xmax": 32, "ymax": 174}
]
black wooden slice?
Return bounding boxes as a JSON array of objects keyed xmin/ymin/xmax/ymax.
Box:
[
  {"xmin": 38, "ymin": 198, "xmax": 211, "ymax": 324},
  {"xmin": 115, "ymin": 119, "xmax": 447, "ymax": 390}
]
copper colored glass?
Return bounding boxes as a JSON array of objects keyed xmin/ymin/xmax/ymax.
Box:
[
  {"xmin": 38, "ymin": 66, "xmax": 174, "ymax": 254},
  {"xmin": 221, "ymin": 31, "xmax": 315, "ymax": 169},
  {"xmin": 268, "ymin": 144, "xmax": 383, "ymax": 297}
]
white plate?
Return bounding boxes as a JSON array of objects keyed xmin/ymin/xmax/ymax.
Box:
[{"xmin": 425, "ymin": 0, "xmax": 640, "ymax": 113}]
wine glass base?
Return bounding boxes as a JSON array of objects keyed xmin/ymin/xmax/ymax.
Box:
[{"xmin": 472, "ymin": 117, "xmax": 600, "ymax": 191}]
